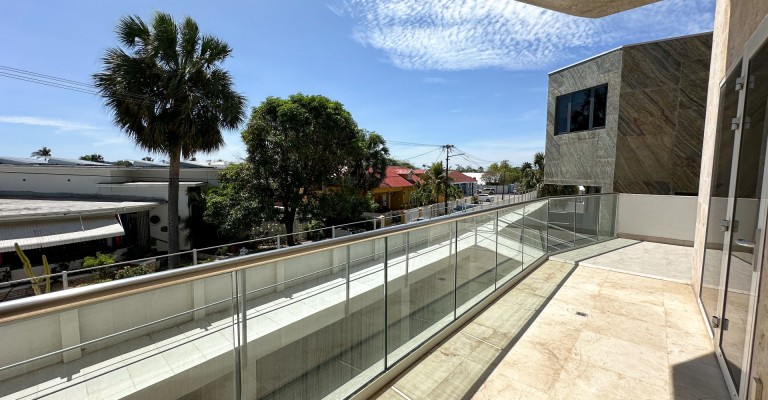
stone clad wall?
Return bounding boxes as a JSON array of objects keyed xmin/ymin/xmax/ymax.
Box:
[
  {"xmin": 613, "ymin": 34, "xmax": 712, "ymax": 194},
  {"xmin": 543, "ymin": 50, "xmax": 623, "ymax": 191}
]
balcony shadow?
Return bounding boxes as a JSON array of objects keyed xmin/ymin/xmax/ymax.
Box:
[{"xmin": 670, "ymin": 353, "xmax": 731, "ymax": 399}]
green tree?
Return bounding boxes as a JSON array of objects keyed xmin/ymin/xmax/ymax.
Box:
[
  {"xmin": 519, "ymin": 152, "xmax": 576, "ymax": 196},
  {"xmin": 141, "ymin": 156, "xmax": 154, "ymax": 162},
  {"xmin": 203, "ymin": 163, "xmax": 263, "ymax": 241},
  {"xmin": 94, "ymin": 12, "xmax": 246, "ymax": 267},
  {"xmin": 31, "ymin": 147, "xmax": 52, "ymax": 159},
  {"xmin": 386, "ymin": 157, "xmax": 415, "ymax": 169},
  {"xmin": 80, "ymin": 154, "xmax": 105, "ymax": 163},
  {"xmin": 409, "ymin": 162, "xmax": 462, "ymax": 206},
  {"xmin": 112, "ymin": 160, "xmax": 133, "ymax": 167},
  {"xmin": 242, "ymin": 94, "xmax": 378, "ymax": 245},
  {"xmin": 481, "ymin": 160, "xmax": 519, "ymax": 185},
  {"xmin": 455, "ymin": 164, "xmax": 484, "ymax": 173}
]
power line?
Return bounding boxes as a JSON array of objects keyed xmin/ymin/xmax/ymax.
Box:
[
  {"xmin": 387, "ymin": 140, "xmax": 442, "ymax": 148},
  {"xmin": 0, "ymin": 65, "xmax": 151, "ymax": 103},
  {"xmin": 398, "ymin": 147, "xmax": 441, "ymax": 162}
]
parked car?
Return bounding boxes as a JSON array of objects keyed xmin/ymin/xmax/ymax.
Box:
[
  {"xmin": 480, "ymin": 188, "xmax": 496, "ymax": 195},
  {"xmin": 454, "ymin": 204, "xmax": 477, "ymax": 212},
  {"xmin": 478, "ymin": 194, "xmax": 494, "ymax": 203}
]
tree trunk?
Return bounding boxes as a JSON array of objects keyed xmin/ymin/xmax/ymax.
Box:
[
  {"xmin": 167, "ymin": 149, "xmax": 181, "ymax": 268},
  {"xmin": 284, "ymin": 208, "xmax": 297, "ymax": 246}
]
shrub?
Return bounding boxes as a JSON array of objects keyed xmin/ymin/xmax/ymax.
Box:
[
  {"xmin": 82, "ymin": 252, "xmax": 117, "ymax": 279},
  {"xmin": 115, "ymin": 264, "xmax": 155, "ymax": 280},
  {"xmin": 82, "ymin": 253, "xmax": 116, "ymax": 269}
]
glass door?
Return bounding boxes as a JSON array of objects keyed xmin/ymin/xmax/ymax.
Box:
[
  {"xmin": 700, "ymin": 61, "xmax": 740, "ymax": 337},
  {"xmin": 715, "ymin": 38, "xmax": 768, "ymax": 398}
]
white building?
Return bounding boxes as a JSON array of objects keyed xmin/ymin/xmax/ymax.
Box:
[{"xmin": 0, "ymin": 156, "xmax": 223, "ymax": 268}]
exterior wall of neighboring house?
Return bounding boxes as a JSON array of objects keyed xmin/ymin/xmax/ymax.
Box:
[
  {"xmin": 544, "ymin": 49, "xmax": 623, "ymax": 192},
  {"xmin": 0, "ymin": 164, "xmax": 219, "ymax": 251},
  {"xmin": 543, "ymin": 34, "xmax": 712, "ymax": 195}
]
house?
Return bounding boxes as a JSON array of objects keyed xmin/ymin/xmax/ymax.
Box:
[
  {"xmin": 447, "ymin": 170, "xmax": 478, "ymax": 196},
  {"xmin": 0, "ymin": 156, "xmax": 223, "ymax": 268},
  {"xmin": 543, "ymin": 33, "xmax": 712, "ymax": 195},
  {"xmin": 371, "ymin": 166, "xmax": 421, "ymax": 210}
]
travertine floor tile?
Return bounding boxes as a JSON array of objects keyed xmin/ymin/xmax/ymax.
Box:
[
  {"xmin": 373, "ymin": 244, "xmax": 727, "ymax": 400},
  {"xmin": 548, "ymin": 356, "xmax": 670, "ymax": 400}
]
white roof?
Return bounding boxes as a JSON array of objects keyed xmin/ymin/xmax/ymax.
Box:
[
  {"xmin": 96, "ymin": 182, "xmax": 204, "ymax": 188},
  {"xmin": 0, "ymin": 215, "xmax": 125, "ymax": 252},
  {"xmin": 0, "ymin": 198, "xmax": 158, "ymax": 222}
]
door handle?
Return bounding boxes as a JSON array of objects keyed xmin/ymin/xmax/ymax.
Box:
[{"xmin": 735, "ymin": 239, "xmax": 755, "ymax": 248}]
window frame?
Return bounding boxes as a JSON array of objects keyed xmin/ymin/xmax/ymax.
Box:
[{"xmin": 554, "ymin": 84, "xmax": 608, "ymax": 135}]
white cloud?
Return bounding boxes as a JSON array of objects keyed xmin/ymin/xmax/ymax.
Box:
[
  {"xmin": 0, "ymin": 115, "xmax": 99, "ymax": 131},
  {"xmin": 423, "ymin": 77, "xmax": 448, "ymax": 84},
  {"xmin": 335, "ymin": 0, "xmax": 715, "ymax": 71}
]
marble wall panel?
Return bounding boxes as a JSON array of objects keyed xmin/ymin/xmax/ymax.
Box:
[
  {"xmin": 544, "ymin": 50, "xmax": 622, "ymax": 191},
  {"xmin": 614, "ymin": 34, "xmax": 711, "ymax": 195}
]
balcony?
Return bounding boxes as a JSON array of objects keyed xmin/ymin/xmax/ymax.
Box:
[{"xmin": 0, "ymin": 193, "xmax": 728, "ymax": 399}]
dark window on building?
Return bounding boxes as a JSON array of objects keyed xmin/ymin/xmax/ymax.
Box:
[{"xmin": 555, "ymin": 84, "xmax": 608, "ymax": 134}]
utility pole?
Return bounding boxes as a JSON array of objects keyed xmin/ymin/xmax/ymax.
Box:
[
  {"xmin": 444, "ymin": 145, "xmax": 451, "ymax": 215},
  {"xmin": 442, "ymin": 144, "xmax": 463, "ymax": 215}
]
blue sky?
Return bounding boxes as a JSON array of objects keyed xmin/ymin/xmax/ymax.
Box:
[{"xmin": 0, "ymin": 0, "xmax": 714, "ymax": 168}]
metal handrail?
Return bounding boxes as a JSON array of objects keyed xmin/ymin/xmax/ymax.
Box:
[
  {"xmin": 0, "ymin": 193, "xmax": 615, "ymax": 324},
  {"xmin": 0, "ymin": 190, "xmax": 535, "ymax": 287}
]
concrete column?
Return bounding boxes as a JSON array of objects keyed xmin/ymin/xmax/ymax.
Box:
[{"xmin": 59, "ymin": 309, "xmax": 81, "ymax": 362}]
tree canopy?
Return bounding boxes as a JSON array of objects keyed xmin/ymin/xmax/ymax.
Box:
[
  {"xmin": 31, "ymin": 147, "xmax": 52, "ymax": 159},
  {"xmin": 80, "ymin": 154, "xmax": 105, "ymax": 163},
  {"xmin": 482, "ymin": 160, "xmax": 519, "ymax": 185},
  {"xmin": 409, "ymin": 162, "xmax": 462, "ymax": 206},
  {"xmin": 241, "ymin": 93, "xmax": 387, "ymax": 245},
  {"xmin": 93, "ymin": 12, "xmax": 246, "ymax": 267}
]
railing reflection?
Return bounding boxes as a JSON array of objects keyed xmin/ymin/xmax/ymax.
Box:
[{"xmin": 0, "ymin": 193, "xmax": 618, "ymax": 400}]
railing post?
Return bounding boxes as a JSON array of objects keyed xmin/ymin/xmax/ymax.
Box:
[
  {"xmin": 192, "ymin": 249, "xmax": 198, "ymax": 265},
  {"xmin": 346, "ymin": 245, "xmax": 351, "ymax": 317},
  {"xmin": 62, "ymin": 270, "xmax": 68, "ymax": 290},
  {"xmin": 383, "ymin": 237, "xmax": 389, "ymax": 369},
  {"xmin": 277, "ymin": 235, "xmax": 281, "ymax": 249},
  {"xmin": 332, "ymin": 226, "xmax": 336, "ymax": 239},
  {"xmin": 453, "ymin": 221, "xmax": 459, "ymax": 320},
  {"xmin": 573, "ymin": 197, "xmax": 577, "ymax": 246},
  {"xmin": 494, "ymin": 211, "xmax": 499, "ymax": 289}
]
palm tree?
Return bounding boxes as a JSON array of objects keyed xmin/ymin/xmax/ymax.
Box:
[
  {"xmin": 31, "ymin": 147, "xmax": 52, "ymax": 159},
  {"xmin": 410, "ymin": 162, "xmax": 461, "ymax": 207},
  {"xmin": 94, "ymin": 12, "xmax": 246, "ymax": 267}
]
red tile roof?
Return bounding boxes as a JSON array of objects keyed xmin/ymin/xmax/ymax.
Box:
[
  {"xmin": 448, "ymin": 171, "xmax": 477, "ymax": 183},
  {"xmin": 380, "ymin": 166, "xmax": 416, "ymax": 188}
]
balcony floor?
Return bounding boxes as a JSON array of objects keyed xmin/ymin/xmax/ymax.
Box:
[{"xmin": 373, "ymin": 244, "xmax": 729, "ymax": 400}]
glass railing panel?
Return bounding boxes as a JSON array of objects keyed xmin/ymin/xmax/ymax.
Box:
[
  {"xmin": 522, "ymin": 200, "xmax": 548, "ymax": 268},
  {"xmin": 240, "ymin": 240, "xmax": 386, "ymax": 400},
  {"xmin": 496, "ymin": 205, "xmax": 525, "ymax": 285},
  {"xmin": 547, "ymin": 197, "xmax": 576, "ymax": 252},
  {"xmin": 574, "ymin": 196, "xmax": 600, "ymax": 246},
  {"xmin": 385, "ymin": 224, "xmax": 455, "ymax": 366},
  {"xmin": 0, "ymin": 274, "xmax": 238, "ymax": 399},
  {"xmin": 598, "ymin": 194, "xmax": 618, "ymax": 240},
  {"xmin": 456, "ymin": 212, "xmax": 497, "ymax": 315}
]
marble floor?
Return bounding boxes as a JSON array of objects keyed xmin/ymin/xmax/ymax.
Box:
[
  {"xmin": 554, "ymin": 240, "xmax": 695, "ymax": 283},
  {"xmin": 373, "ymin": 259, "xmax": 729, "ymax": 400}
]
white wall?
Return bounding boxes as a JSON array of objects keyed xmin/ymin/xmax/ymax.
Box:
[
  {"xmin": 617, "ymin": 194, "xmax": 698, "ymax": 243},
  {"xmin": 617, "ymin": 194, "xmax": 761, "ymax": 246}
]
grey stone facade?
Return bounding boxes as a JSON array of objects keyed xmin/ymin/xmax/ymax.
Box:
[{"xmin": 543, "ymin": 33, "xmax": 712, "ymax": 195}]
